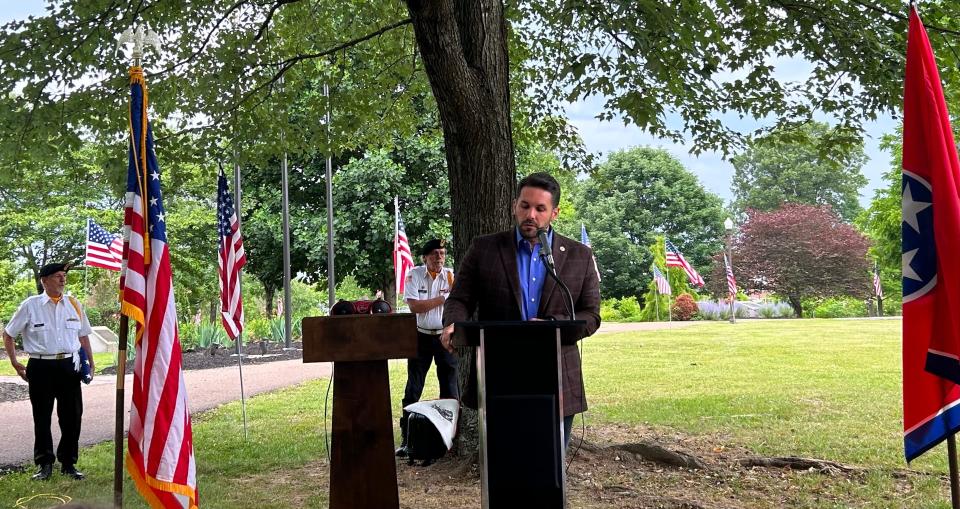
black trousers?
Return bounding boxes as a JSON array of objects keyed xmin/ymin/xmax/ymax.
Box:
[
  {"xmin": 26, "ymin": 358, "xmax": 83, "ymax": 466},
  {"xmin": 399, "ymin": 332, "xmax": 459, "ymax": 440}
]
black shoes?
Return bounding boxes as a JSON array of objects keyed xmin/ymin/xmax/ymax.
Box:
[
  {"xmin": 61, "ymin": 464, "xmax": 85, "ymax": 480},
  {"xmin": 395, "ymin": 445, "xmax": 409, "ymax": 458},
  {"xmin": 31, "ymin": 464, "xmax": 52, "ymax": 481}
]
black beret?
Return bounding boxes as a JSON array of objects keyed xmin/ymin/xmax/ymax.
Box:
[
  {"xmin": 38, "ymin": 262, "xmax": 71, "ymax": 278},
  {"xmin": 420, "ymin": 238, "xmax": 446, "ymax": 256}
]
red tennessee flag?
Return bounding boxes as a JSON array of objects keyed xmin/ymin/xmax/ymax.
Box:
[{"xmin": 902, "ymin": 5, "xmax": 960, "ymax": 462}]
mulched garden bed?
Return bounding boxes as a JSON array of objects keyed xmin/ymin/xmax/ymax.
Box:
[{"xmin": 100, "ymin": 341, "xmax": 304, "ymax": 375}]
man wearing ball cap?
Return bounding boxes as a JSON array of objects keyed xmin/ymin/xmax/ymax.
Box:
[
  {"xmin": 395, "ymin": 238, "xmax": 458, "ymax": 458},
  {"xmin": 3, "ymin": 262, "xmax": 93, "ymax": 481}
]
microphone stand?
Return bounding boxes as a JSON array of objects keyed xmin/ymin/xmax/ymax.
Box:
[
  {"xmin": 545, "ymin": 265, "xmax": 577, "ymax": 322},
  {"xmin": 537, "ymin": 233, "xmax": 576, "ymax": 321}
]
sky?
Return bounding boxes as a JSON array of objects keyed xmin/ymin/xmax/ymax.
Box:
[{"xmin": 1, "ymin": 2, "xmax": 898, "ymax": 206}]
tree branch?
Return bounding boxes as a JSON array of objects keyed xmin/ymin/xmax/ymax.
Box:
[
  {"xmin": 150, "ymin": 0, "xmax": 253, "ymax": 79},
  {"xmin": 254, "ymin": 0, "xmax": 304, "ymax": 43},
  {"xmin": 236, "ymin": 18, "xmax": 412, "ymax": 110},
  {"xmin": 847, "ymin": 0, "xmax": 960, "ymax": 36}
]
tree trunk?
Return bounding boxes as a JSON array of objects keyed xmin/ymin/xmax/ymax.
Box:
[
  {"xmin": 265, "ymin": 285, "xmax": 276, "ymax": 320},
  {"xmin": 406, "ymin": 0, "xmax": 516, "ymax": 457},
  {"xmin": 382, "ymin": 271, "xmax": 398, "ymax": 310},
  {"xmin": 788, "ymin": 296, "xmax": 803, "ymax": 318}
]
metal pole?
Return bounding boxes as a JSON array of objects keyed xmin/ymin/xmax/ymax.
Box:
[
  {"xmin": 233, "ymin": 155, "xmax": 249, "ymax": 439},
  {"xmin": 324, "ymin": 83, "xmax": 336, "ymax": 309},
  {"xmin": 876, "ymin": 264, "xmax": 884, "ymax": 317},
  {"xmin": 394, "ymin": 197, "xmax": 401, "ymax": 309},
  {"xmin": 727, "ymin": 235, "xmax": 736, "ymax": 324},
  {"xmin": 655, "ymin": 291, "xmax": 660, "ymax": 321},
  {"xmin": 114, "ymin": 314, "xmax": 129, "ymax": 508},
  {"xmin": 280, "ymin": 138, "xmax": 293, "ymax": 349},
  {"xmin": 948, "ymin": 435, "xmax": 960, "ymax": 509}
]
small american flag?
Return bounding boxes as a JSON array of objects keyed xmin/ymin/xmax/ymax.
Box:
[
  {"xmin": 581, "ymin": 223, "xmax": 601, "ymax": 281},
  {"xmin": 665, "ymin": 239, "xmax": 704, "ymax": 287},
  {"xmin": 394, "ymin": 200, "xmax": 415, "ymax": 295},
  {"xmin": 218, "ymin": 170, "xmax": 246, "ymax": 340},
  {"xmin": 724, "ymin": 252, "xmax": 737, "ymax": 296},
  {"xmin": 85, "ymin": 218, "xmax": 124, "ymax": 271},
  {"xmin": 652, "ymin": 265, "xmax": 671, "ymax": 295},
  {"xmin": 873, "ymin": 263, "xmax": 883, "ymax": 299}
]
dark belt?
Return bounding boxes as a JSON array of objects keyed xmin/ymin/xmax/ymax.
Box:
[{"xmin": 417, "ymin": 327, "xmax": 442, "ymax": 335}]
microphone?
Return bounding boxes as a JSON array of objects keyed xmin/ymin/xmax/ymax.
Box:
[
  {"xmin": 536, "ymin": 228, "xmax": 576, "ymax": 321},
  {"xmin": 537, "ymin": 228, "xmax": 556, "ymax": 272}
]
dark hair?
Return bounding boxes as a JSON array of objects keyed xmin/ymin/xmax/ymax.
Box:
[{"xmin": 517, "ymin": 172, "xmax": 561, "ymax": 207}]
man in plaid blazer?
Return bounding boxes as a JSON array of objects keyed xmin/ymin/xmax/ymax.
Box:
[{"xmin": 440, "ymin": 172, "xmax": 601, "ymax": 447}]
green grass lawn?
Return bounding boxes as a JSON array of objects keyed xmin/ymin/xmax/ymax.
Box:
[
  {"xmin": 0, "ymin": 352, "xmax": 116, "ymax": 376},
  {"xmin": 581, "ymin": 319, "xmax": 923, "ymax": 470},
  {"xmin": 2, "ymin": 318, "xmax": 944, "ymax": 508}
]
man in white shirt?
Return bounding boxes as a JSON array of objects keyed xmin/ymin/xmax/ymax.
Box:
[
  {"xmin": 3, "ymin": 262, "xmax": 94, "ymax": 481},
  {"xmin": 396, "ymin": 239, "xmax": 458, "ymax": 458}
]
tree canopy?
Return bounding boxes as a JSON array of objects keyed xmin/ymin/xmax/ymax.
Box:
[
  {"xmin": 577, "ymin": 147, "xmax": 725, "ymax": 299},
  {"xmin": 734, "ymin": 203, "xmax": 871, "ymax": 317},
  {"xmin": 730, "ymin": 122, "xmax": 868, "ymax": 222}
]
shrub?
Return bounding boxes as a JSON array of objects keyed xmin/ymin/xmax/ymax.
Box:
[
  {"xmin": 601, "ymin": 297, "xmax": 645, "ymax": 322},
  {"xmin": 671, "ymin": 294, "xmax": 699, "ymax": 321},
  {"xmin": 197, "ymin": 322, "xmax": 227, "ymax": 349},
  {"xmin": 180, "ymin": 322, "xmax": 199, "ymax": 350},
  {"xmin": 809, "ymin": 296, "xmax": 869, "ymax": 318},
  {"xmin": 600, "ymin": 300, "xmax": 622, "ymax": 322},
  {"xmin": 246, "ymin": 318, "xmax": 271, "ymax": 341}
]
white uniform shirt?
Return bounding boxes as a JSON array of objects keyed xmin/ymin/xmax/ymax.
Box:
[
  {"xmin": 4, "ymin": 294, "xmax": 91, "ymax": 355},
  {"xmin": 404, "ymin": 265, "xmax": 454, "ymax": 331}
]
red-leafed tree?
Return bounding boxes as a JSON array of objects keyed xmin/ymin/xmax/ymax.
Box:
[{"xmin": 733, "ymin": 203, "xmax": 871, "ymax": 317}]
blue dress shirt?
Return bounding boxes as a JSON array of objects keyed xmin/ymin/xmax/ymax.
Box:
[{"xmin": 516, "ymin": 227, "xmax": 553, "ymax": 320}]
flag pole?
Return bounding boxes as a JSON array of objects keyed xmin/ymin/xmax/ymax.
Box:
[
  {"xmin": 655, "ymin": 288, "xmax": 660, "ymax": 321},
  {"xmin": 233, "ymin": 156, "xmax": 249, "ymax": 440},
  {"xmin": 948, "ymin": 435, "xmax": 960, "ymax": 509},
  {"xmin": 394, "ymin": 196, "xmax": 400, "ymax": 309},
  {"xmin": 280, "ymin": 129, "xmax": 293, "ymax": 349},
  {"xmin": 84, "ymin": 219, "xmax": 89, "ymax": 295},
  {"xmin": 668, "ymin": 293, "xmax": 672, "ymax": 322},
  {"xmin": 114, "ymin": 314, "xmax": 128, "ymax": 508},
  {"xmin": 324, "ymin": 83, "xmax": 336, "ymax": 309}
]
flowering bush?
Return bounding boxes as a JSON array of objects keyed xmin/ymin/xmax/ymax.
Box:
[{"xmin": 672, "ymin": 294, "xmax": 699, "ymax": 321}]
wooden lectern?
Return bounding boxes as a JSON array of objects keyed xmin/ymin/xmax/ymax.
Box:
[
  {"xmin": 453, "ymin": 320, "xmax": 587, "ymax": 509},
  {"xmin": 302, "ymin": 314, "xmax": 418, "ymax": 509}
]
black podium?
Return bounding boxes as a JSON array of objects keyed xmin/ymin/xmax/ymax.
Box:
[{"xmin": 453, "ymin": 320, "xmax": 587, "ymax": 509}]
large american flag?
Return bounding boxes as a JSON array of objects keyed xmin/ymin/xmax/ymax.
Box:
[
  {"xmin": 652, "ymin": 265, "xmax": 671, "ymax": 295},
  {"xmin": 85, "ymin": 218, "xmax": 123, "ymax": 271},
  {"xmin": 394, "ymin": 203, "xmax": 415, "ymax": 295},
  {"xmin": 218, "ymin": 170, "xmax": 246, "ymax": 340},
  {"xmin": 724, "ymin": 252, "xmax": 737, "ymax": 297},
  {"xmin": 121, "ymin": 66, "xmax": 198, "ymax": 509},
  {"xmin": 665, "ymin": 239, "xmax": 704, "ymax": 287}
]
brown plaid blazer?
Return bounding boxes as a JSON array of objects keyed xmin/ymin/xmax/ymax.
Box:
[{"xmin": 442, "ymin": 229, "xmax": 601, "ymax": 416}]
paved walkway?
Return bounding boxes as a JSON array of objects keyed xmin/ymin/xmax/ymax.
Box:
[
  {"xmin": 0, "ymin": 358, "xmax": 331, "ymax": 467},
  {"xmin": 0, "ymin": 320, "xmax": 703, "ymax": 467}
]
